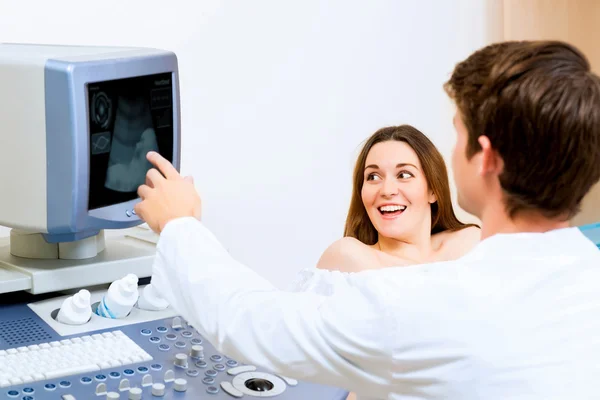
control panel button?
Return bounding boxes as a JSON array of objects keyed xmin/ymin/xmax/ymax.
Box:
[
  {"xmin": 151, "ymin": 383, "xmax": 165, "ymax": 397},
  {"xmin": 128, "ymin": 387, "xmax": 142, "ymax": 400},
  {"xmin": 118, "ymin": 379, "xmax": 130, "ymax": 392},
  {"xmin": 207, "ymin": 385, "xmax": 219, "ymax": 394},
  {"xmin": 171, "ymin": 317, "xmax": 183, "ymax": 330},
  {"xmin": 277, "ymin": 374, "xmax": 298, "ymax": 386},
  {"xmin": 227, "ymin": 365, "xmax": 257, "ymax": 375},
  {"xmin": 107, "ymin": 392, "xmax": 120, "ymax": 399},
  {"xmin": 203, "ymin": 377, "xmax": 215, "ymax": 385},
  {"xmin": 214, "ymin": 363, "xmax": 225, "ymax": 371},
  {"xmin": 174, "ymin": 353, "xmax": 188, "ymax": 368},
  {"xmin": 226, "ymin": 359, "xmax": 238, "ymax": 367},
  {"xmin": 158, "ymin": 344, "xmax": 170, "ymax": 352},
  {"xmin": 96, "ymin": 383, "xmax": 107, "ymax": 396},
  {"xmin": 142, "ymin": 374, "xmax": 153, "ymax": 387},
  {"xmin": 220, "ymin": 381, "xmax": 243, "ymax": 398},
  {"xmin": 190, "ymin": 345, "xmax": 204, "ymax": 359},
  {"xmin": 186, "ymin": 369, "xmax": 199, "ymax": 377},
  {"xmin": 164, "ymin": 369, "xmax": 175, "ymax": 383},
  {"xmin": 174, "ymin": 378, "xmax": 187, "ymax": 392}
]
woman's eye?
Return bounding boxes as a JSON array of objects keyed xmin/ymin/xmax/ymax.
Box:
[
  {"xmin": 366, "ymin": 173, "xmax": 381, "ymax": 181},
  {"xmin": 398, "ymin": 172, "xmax": 413, "ymax": 179}
]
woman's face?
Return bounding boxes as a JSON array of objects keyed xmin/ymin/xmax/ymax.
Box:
[{"xmin": 361, "ymin": 140, "xmax": 436, "ymax": 241}]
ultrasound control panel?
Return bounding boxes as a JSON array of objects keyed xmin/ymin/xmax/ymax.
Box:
[{"xmin": 0, "ymin": 290, "xmax": 348, "ymax": 400}]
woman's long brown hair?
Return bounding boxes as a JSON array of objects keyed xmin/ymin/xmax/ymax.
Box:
[{"xmin": 344, "ymin": 125, "xmax": 478, "ymax": 245}]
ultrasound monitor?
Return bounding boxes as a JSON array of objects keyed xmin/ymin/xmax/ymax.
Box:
[{"xmin": 0, "ymin": 44, "xmax": 180, "ymax": 263}]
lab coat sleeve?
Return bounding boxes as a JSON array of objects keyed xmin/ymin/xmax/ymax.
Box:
[
  {"xmin": 288, "ymin": 267, "xmax": 362, "ymax": 296},
  {"xmin": 151, "ymin": 217, "xmax": 394, "ymax": 396}
]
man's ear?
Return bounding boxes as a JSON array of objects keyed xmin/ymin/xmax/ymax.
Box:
[{"xmin": 478, "ymin": 135, "xmax": 503, "ymax": 176}]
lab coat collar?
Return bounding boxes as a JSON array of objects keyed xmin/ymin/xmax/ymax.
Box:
[{"xmin": 463, "ymin": 226, "xmax": 598, "ymax": 262}]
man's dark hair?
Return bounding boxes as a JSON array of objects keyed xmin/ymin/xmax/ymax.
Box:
[{"xmin": 444, "ymin": 40, "xmax": 600, "ymax": 219}]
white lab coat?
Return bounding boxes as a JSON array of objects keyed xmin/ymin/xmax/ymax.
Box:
[{"xmin": 151, "ymin": 217, "xmax": 600, "ymax": 399}]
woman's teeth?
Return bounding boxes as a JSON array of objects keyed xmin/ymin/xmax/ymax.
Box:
[{"xmin": 378, "ymin": 205, "xmax": 407, "ymax": 214}]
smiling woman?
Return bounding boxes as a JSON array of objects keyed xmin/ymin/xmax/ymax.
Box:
[{"xmin": 317, "ymin": 125, "xmax": 480, "ymax": 272}]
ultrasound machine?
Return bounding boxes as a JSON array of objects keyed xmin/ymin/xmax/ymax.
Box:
[{"xmin": 0, "ymin": 43, "xmax": 350, "ymax": 399}]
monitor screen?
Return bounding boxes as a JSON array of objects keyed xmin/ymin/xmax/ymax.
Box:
[{"xmin": 87, "ymin": 72, "xmax": 174, "ymax": 210}]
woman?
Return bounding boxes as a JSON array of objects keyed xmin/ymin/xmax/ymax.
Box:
[
  {"xmin": 308, "ymin": 125, "xmax": 480, "ymax": 400},
  {"xmin": 291, "ymin": 124, "xmax": 480, "ymax": 298},
  {"xmin": 317, "ymin": 124, "xmax": 480, "ymax": 272}
]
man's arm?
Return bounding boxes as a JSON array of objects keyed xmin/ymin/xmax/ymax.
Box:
[{"xmin": 151, "ymin": 217, "xmax": 393, "ymax": 397}]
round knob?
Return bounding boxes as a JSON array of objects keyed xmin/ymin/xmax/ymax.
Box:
[
  {"xmin": 190, "ymin": 345, "xmax": 204, "ymax": 359},
  {"xmin": 106, "ymin": 392, "xmax": 120, "ymax": 399},
  {"xmin": 128, "ymin": 387, "xmax": 142, "ymax": 400},
  {"xmin": 174, "ymin": 353, "xmax": 188, "ymax": 368},
  {"xmin": 174, "ymin": 378, "xmax": 188, "ymax": 392},
  {"xmin": 152, "ymin": 383, "xmax": 165, "ymax": 397}
]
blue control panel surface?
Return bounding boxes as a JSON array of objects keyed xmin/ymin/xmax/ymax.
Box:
[{"xmin": 0, "ymin": 302, "xmax": 348, "ymax": 400}]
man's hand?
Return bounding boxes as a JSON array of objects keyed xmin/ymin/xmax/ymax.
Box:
[{"xmin": 134, "ymin": 151, "xmax": 202, "ymax": 233}]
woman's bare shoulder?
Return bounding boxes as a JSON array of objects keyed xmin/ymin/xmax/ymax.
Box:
[
  {"xmin": 436, "ymin": 226, "xmax": 481, "ymax": 258},
  {"xmin": 316, "ymin": 237, "xmax": 379, "ymax": 273}
]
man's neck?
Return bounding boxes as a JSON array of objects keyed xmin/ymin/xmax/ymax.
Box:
[{"xmin": 479, "ymin": 202, "xmax": 570, "ymax": 240}]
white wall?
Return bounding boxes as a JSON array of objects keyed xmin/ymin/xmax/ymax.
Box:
[{"xmin": 0, "ymin": 0, "xmax": 499, "ymax": 288}]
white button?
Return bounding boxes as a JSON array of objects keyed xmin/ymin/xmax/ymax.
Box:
[
  {"xmin": 152, "ymin": 383, "xmax": 165, "ymax": 397},
  {"xmin": 172, "ymin": 317, "xmax": 183, "ymax": 329},
  {"xmin": 164, "ymin": 369, "xmax": 175, "ymax": 382},
  {"xmin": 220, "ymin": 381, "xmax": 243, "ymax": 398},
  {"xmin": 174, "ymin": 353, "xmax": 188, "ymax": 368},
  {"xmin": 119, "ymin": 379, "xmax": 130, "ymax": 392},
  {"xmin": 128, "ymin": 387, "xmax": 142, "ymax": 400},
  {"xmin": 190, "ymin": 345, "xmax": 204, "ymax": 359},
  {"xmin": 278, "ymin": 374, "xmax": 298, "ymax": 386},
  {"xmin": 142, "ymin": 374, "xmax": 153, "ymax": 387},
  {"xmin": 106, "ymin": 392, "xmax": 120, "ymax": 399},
  {"xmin": 62, "ymin": 395, "xmax": 77, "ymax": 400},
  {"xmin": 174, "ymin": 378, "xmax": 187, "ymax": 392},
  {"xmin": 96, "ymin": 383, "xmax": 107, "ymax": 396},
  {"xmin": 227, "ymin": 365, "xmax": 257, "ymax": 375}
]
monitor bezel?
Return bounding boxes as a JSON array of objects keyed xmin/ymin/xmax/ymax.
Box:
[{"xmin": 44, "ymin": 52, "xmax": 181, "ymax": 242}]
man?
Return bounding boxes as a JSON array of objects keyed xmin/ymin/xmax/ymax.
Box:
[{"xmin": 135, "ymin": 41, "xmax": 600, "ymax": 399}]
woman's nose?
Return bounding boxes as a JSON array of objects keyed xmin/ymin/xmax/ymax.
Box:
[{"xmin": 381, "ymin": 179, "xmax": 399, "ymax": 197}]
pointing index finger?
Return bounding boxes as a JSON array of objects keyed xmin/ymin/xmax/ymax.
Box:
[{"xmin": 147, "ymin": 151, "xmax": 180, "ymax": 180}]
